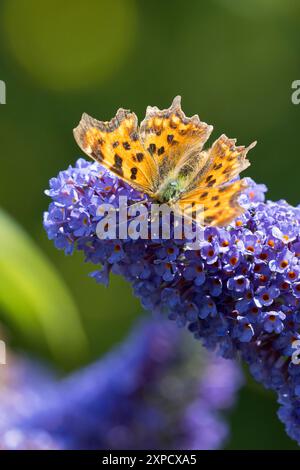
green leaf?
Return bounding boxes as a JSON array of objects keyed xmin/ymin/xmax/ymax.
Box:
[{"xmin": 0, "ymin": 208, "xmax": 88, "ymax": 367}]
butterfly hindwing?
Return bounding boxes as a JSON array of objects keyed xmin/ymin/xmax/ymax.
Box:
[
  {"xmin": 187, "ymin": 134, "xmax": 255, "ymax": 191},
  {"xmin": 73, "ymin": 109, "xmax": 159, "ymax": 195},
  {"xmin": 178, "ymin": 179, "xmax": 248, "ymax": 226}
]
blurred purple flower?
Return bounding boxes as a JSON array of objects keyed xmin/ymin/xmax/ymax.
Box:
[
  {"xmin": 0, "ymin": 355, "xmax": 59, "ymax": 449},
  {"xmin": 0, "ymin": 320, "xmax": 242, "ymax": 450}
]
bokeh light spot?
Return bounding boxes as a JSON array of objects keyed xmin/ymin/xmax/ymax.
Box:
[{"xmin": 3, "ymin": 0, "xmax": 137, "ymax": 91}]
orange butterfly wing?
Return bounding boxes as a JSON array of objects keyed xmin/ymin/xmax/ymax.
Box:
[
  {"xmin": 140, "ymin": 96, "xmax": 213, "ymax": 183},
  {"xmin": 73, "ymin": 109, "xmax": 159, "ymax": 195},
  {"xmin": 178, "ymin": 136, "xmax": 255, "ymax": 226},
  {"xmin": 178, "ymin": 179, "xmax": 248, "ymax": 227},
  {"xmin": 186, "ymin": 135, "xmax": 255, "ymax": 192},
  {"xmin": 74, "ymin": 97, "xmax": 255, "ymax": 228}
]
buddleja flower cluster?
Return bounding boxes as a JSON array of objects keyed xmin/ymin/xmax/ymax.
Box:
[
  {"xmin": 0, "ymin": 319, "xmax": 241, "ymax": 450},
  {"xmin": 44, "ymin": 158, "xmax": 300, "ymax": 444}
]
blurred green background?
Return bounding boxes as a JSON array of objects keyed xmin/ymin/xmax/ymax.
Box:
[{"xmin": 0, "ymin": 0, "xmax": 299, "ymax": 449}]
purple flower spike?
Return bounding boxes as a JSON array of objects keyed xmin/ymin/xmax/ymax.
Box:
[{"xmin": 44, "ymin": 159, "xmax": 300, "ymax": 445}]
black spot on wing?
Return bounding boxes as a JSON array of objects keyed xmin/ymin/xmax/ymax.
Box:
[
  {"xmin": 112, "ymin": 154, "xmax": 124, "ymax": 176},
  {"xmin": 213, "ymin": 163, "xmax": 222, "ymax": 170},
  {"xmin": 207, "ymin": 179, "xmax": 217, "ymax": 188},
  {"xmin": 114, "ymin": 154, "xmax": 123, "ymax": 169},
  {"xmin": 147, "ymin": 143, "xmax": 156, "ymax": 155},
  {"xmin": 123, "ymin": 141, "xmax": 131, "ymax": 150},
  {"xmin": 130, "ymin": 167, "xmax": 138, "ymax": 180},
  {"xmin": 136, "ymin": 152, "xmax": 144, "ymax": 162}
]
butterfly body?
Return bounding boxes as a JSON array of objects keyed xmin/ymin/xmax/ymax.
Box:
[
  {"xmin": 156, "ymin": 179, "xmax": 182, "ymax": 203},
  {"xmin": 74, "ymin": 96, "xmax": 256, "ymax": 227}
]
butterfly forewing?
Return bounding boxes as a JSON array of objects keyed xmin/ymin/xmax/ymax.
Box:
[
  {"xmin": 73, "ymin": 109, "xmax": 159, "ymax": 195},
  {"xmin": 140, "ymin": 96, "xmax": 213, "ymax": 184}
]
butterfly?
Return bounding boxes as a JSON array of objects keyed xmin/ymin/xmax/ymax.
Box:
[{"xmin": 73, "ymin": 96, "xmax": 256, "ymax": 227}]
